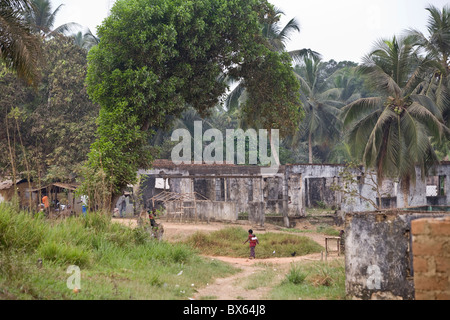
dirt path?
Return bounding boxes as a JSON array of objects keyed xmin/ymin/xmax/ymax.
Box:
[
  {"xmin": 113, "ymin": 218, "xmax": 341, "ymax": 300},
  {"xmin": 193, "ymin": 253, "xmax": 329, "ymax": 300}
]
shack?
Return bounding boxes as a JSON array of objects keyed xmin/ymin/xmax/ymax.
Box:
[
  {"xmin": 28, "ymin": 182, "xmax": 82, "ymax": 215},
  {"xmin": 0, "ymin": 178, "xmax": 34, "ymax": 209}
]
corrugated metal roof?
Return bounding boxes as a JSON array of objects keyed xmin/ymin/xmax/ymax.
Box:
[{"xmin": 0, "ymin": 179, "xmax": 26, "ymax": 190}]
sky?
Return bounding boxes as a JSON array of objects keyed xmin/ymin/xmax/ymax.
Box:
[{"xmin": 52, "ymin": 0, "xmax": 449, "ymax": 63}]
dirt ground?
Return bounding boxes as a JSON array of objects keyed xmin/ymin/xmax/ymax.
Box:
[{"xmin": 113, "ymin": 217, "xmax": 342, "ymax": 300}]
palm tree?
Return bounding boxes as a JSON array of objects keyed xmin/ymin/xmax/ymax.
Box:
[
  {"xmin": 25, "ymin": 0, "xmax": 79, "ymax": 37},
  {"xmin": 0, "ymin": 0, "xmax": 41, "ymax": 86},
  {"xmin": 71, "ymin": 28, "xmax": 100, "ymax": 51},
  {"xmin": 261, "ymin": 7, "xmax": 320, "ymax": 64},
  {"xmin": 407, "ymin": 4, "xmax": 450, "ymax": 159},
  {"xmin": 224, "ymin": 7, "xmax": 319, "ymax": 112},
  {"xmin": 292, "ymin": 55, "xmax": 343, "ymax": 163},
  {"xmin": 322, "ymin": 67, "xmax": 364, "ymax": 104},
  {"xmin": 341, "ymin": 35, "xmax": 450, "ymax": 204}
]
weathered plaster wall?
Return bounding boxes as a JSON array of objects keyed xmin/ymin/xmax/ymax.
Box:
[{"xmin": 165, "ymin": 200, "xmax": 237, "ymax": 222}]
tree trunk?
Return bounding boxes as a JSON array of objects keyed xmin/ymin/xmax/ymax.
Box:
[
  {"xmin": 5, "ymin": 109, "xmax": 18, "ymax": 202},
  {"xmin": 15, "ymin": 118, "xmax": 33, "ymax": 211},
  {"xmin": 308, "ymin": 131, "xmax": 313, "ymax": 164}
]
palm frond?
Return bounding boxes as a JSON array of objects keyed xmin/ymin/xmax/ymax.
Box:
[
  {"xmin": 341, "ymin": 97, "xmax": 382, "ymax": 127},
  {"xmin": 0, "ymin": 0, "xmax": 41, "ymax": 85}
]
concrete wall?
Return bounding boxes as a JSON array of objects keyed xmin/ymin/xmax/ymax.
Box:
[
  {"xmin": 345, "ymin": 210, "xmax": 450, "ymax": 300},
  {"xmin": 411, "ymin": 216, "xmax": 450, "ymax": 300},
  {"xmin": 164, "ymin": 200, "xmax": 237, "ymax": 222}
]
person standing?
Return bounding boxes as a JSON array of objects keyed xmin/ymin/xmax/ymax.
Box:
[
  {"xmin": 243, "ymin": 229, "xmax": 259, "ymax": 259},
  {"xmin": 42, "ymin": 195, "xmax": 50, "ymax": 216},
  {"xmin": 148, "ymin": 208, "xmax": 157, "ymax": 228}
]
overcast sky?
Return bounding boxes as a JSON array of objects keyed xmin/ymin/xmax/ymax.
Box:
[{"xmin": 52, "ymin": 0, "xmax": 449, "ymax": 63}]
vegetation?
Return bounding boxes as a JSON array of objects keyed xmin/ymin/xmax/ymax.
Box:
[
  {"xmin": 0, "ymin": 37, "xmax": 99, "ymax": 186},
  {"xmin": 0, "ymin": 202, "xmax": 236, "ymax": 299},
  {"xmin": 1, "ymin": 1, "xmax": 449, "ymax": 211},
  {"xmin": 2, "ymin": 0, "xmax": 449, "ymax": 302},
  {"xmin": 183, "ymin": 227, "xmax": 323, "ymax": 258},
  {"xmin": 342, "ymin": 35, "xmax": 449, "ymax": 200},
  {"xmin": 0, "ymin": 0, "xmax": 41, "ymax": 86},
  {"xmin": 83, "ymin": 0, "xmax": 304, "ymax": 202},
  {"xmin": 270, "ymin": 260, "xmax": 345, "ymax": 300}
]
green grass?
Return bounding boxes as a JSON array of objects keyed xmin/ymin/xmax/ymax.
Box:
[
  {"xmin": 280, "ymin": 224, "xmax": 340, "ymax": 237},
  {"xmin": 270, "ymin": 260, "xmax": 346, "ymax": 300},
  {"xmin": 183, "ymin": 227, "xmax": 324, "ymax": 258},
  {"xmin": 239, "ymin": 265, "xmax": 278, "ymax": 290},
  {"xmin": 0, "ymin": 203, "xmax": 236, "ymax": 300}
]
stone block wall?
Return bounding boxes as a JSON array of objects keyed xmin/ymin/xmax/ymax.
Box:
[{"xmin": 411, "ymin": 217, "xmax": 450, "ymax": 300}]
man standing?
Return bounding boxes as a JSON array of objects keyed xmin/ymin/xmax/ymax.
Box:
[{"xmin": 42, "ymin": 195, "xmax": 49, "ymax": 216}]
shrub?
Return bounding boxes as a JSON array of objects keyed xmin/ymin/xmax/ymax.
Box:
[{"xmin": 285, "ymin": 265, "xmax": 308, "ymax": 285}]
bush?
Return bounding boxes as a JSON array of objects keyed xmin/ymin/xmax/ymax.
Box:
[
  {"xmin": 285, "ymin": 265, "xmax": 308, "ymax": 285},
  {"xmin": 0, "ymin": 203, "xmax": 46, "ymax": 251}
]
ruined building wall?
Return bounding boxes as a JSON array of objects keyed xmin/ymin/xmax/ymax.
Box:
[
  {"xmin": 134, "ymin": 162, "xmax": 450, "ymax": 222},
  {"xmin": 345, "ymin": 210, "xmax": 450, "ymax": 300},
  {"xmin": 411, "ymin": 216, "xmax": 450, "ymax": 300}
]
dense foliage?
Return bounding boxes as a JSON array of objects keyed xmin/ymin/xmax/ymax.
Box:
[
  {"xmin": 0, "ymin": 1, "xmax": 449, "ymax": 209},
  {"xmin": 84, "ymin": 0, "xmax": 303, "ymax": 198},
  {"xmin": 0, "ymin": 37, "xmax": 99, "ymax": 183}
]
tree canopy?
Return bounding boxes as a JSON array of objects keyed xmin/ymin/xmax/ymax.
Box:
[{"xmin": 85, "ymin": 0, "xmax": 303, "ymax": 196}]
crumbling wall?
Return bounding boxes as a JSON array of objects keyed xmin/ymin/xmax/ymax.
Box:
[
  {"xmin": 164, "ymin": 201, "xmax": 237, "ymax": 221},
  {"xmin": 411, "ymin": 216, "xmax": 450, "ymax": 300},
  {"xmin": 287, "ymin": 173, "xmax": 302, "ymax": 216},
  {"xmin": 287, "ymin": 164, "xmax": 343, "ymax": 213},
  {"xmin": 345, "ymin": 210, "xmax": 450, "ymax": 300}
]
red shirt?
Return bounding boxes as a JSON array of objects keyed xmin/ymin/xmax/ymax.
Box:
[{"xmin": 248, "ymin": 235, "xmax": 258, "ymax": 247}]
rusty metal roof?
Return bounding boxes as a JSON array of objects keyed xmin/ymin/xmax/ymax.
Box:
[{"xmin": 0, "ymin": 179, "xmax": 27, "ymax": 190}]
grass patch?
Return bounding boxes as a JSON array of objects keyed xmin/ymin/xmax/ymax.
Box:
[
  {"xmin": 0, "ymin": 202, "xmax": 236, "ymax": 300},
  {"xmin": 270, "ymin": 259, "xmax": 346, "ymax": 300},
  {"xmin": 239, "ymin": 266, "xmax": 277, "ymax": 290},
  {"xmin": 280, "ymin": 224, "xmax": 340, "ymax": 237},
  {"xmin": 183, "ymin": 227, "xmax": 323, "ymax": 258}
]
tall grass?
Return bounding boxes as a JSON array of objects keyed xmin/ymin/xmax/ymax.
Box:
[
  {"xmin": 183, "ymin": 227, "xmax": 324, "ymax": 258},
  {"xmin": 0, "ymin": 202, "xmax": 235, "ymax": 299}
]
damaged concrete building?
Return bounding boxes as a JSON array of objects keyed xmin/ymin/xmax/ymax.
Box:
[{"xmin": 130, "ymin": 160, "xmax": 450, "ymax": 226}]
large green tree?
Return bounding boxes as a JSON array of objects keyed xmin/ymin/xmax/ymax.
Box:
[
  {"xmin": 84, "ymin": 0, "xmax": 303, "ymax": 203},
  {"xmin": 341, "ymin": 36, "xmax": 450, "ymax": 203}
]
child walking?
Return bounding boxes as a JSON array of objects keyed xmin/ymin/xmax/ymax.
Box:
[{"xmin": 243, "ymin": 229, "xmax": 259, "ymax": 259}]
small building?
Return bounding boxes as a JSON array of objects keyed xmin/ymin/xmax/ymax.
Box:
[
  {"xmin": 0, "ymin": 178, "xmax": 34, "ymax": 209},
  {"xmin": 18, "ymin": 182, "xmax": 82, "ymax": 215}
]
